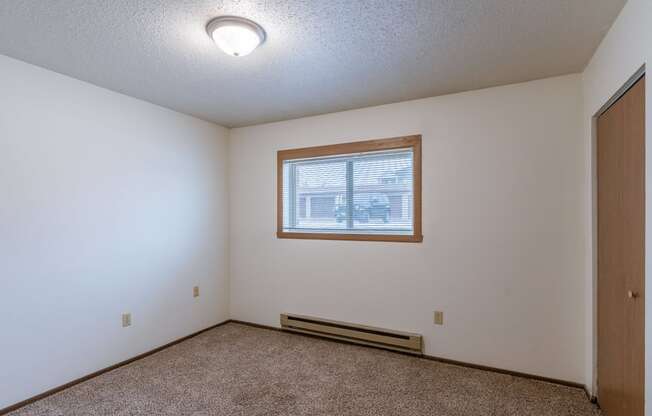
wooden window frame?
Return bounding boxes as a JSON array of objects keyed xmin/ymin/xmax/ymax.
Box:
[{"xmin": 277, "ymin": 135, "xmax": 422, "ymax": 243}]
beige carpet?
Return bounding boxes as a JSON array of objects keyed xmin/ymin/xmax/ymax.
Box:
[{"xmin": 10, "ymin": 323, "xmax": 600, "ymax": 415}]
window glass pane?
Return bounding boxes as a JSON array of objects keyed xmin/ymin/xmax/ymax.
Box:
[
  {"xmin": 352, "ymin": 151, "xmax": 412, "ymax": 232},
  {"xmin": 283, "ymin": 159, "xmax": 347, "ymax": 231},
  {"xmin": 282, "ymin": 163, "xmax": 290, "ymax": 227},
  {"xmin": 282, "ymin": 148, "xmax": 414, "ymax": 236}
]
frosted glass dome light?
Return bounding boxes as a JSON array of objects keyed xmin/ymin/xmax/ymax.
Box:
[{"xmin": 206, "ymin": 16, "xmax": 266, "ymax": 57}]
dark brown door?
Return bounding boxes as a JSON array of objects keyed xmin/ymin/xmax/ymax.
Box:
[{"xmin": 597, "ymin": 75, "xmax": 645, "ymax": 416}]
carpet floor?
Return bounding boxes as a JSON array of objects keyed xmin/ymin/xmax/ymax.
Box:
[{"xmin": 9, "ymin": 322, "xmax": 600, "ymax": 416}]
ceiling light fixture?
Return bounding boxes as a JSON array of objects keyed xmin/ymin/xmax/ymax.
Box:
[{"xmin": 206, "ymin": 16, "xmax": 266, "ymax": 57}]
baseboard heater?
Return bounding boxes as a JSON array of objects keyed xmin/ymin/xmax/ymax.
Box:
[{"xmin": 280, "ymin": 313, "xmax": 423, "ymax": 354}]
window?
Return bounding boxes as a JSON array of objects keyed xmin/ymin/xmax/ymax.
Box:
[{"xmin": 277, "ymin": 135, "xmax": 422, "ymax": 242}]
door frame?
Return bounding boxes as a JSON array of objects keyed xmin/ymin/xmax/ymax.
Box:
[{"xmin": 592, "ymin": 64, "xmax": 646, "ymax": 400}]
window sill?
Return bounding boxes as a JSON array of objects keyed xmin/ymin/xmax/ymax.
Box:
[{"xmin": 276, "ymin": 231, "xmax": 423, "ymax": 243}]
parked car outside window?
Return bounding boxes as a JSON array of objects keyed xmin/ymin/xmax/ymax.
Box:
[{"xmin": 334, "ymin": 193, "xmax": 390, "ymax": 223}]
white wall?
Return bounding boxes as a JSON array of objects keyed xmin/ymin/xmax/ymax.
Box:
[
  {"xmin": 580, "ymin": 0, "xmax": 652, "ymax": 407},
  {"xmin": 229, "ymin": 74, "xmax": 586, "ymax": 384},
  {"xmin": 0, "ymin": 54, "xmax": 230, "ymax": 409}
]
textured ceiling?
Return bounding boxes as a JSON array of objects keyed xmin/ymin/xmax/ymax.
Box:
[{"xmin": 0, "ymin": 1, "xmax": 625, "ymax": 127}]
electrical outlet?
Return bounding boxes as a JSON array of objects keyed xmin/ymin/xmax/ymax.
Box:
[
  {"xmin": 122, "ymin": 313, "xmax": 132, "ymax": 327},
  {"xmin": 434, "ymin": 311, "xmax": 444, "ymax": 325},
  {"xmin": 193, "ymin": 286, "xmax": 200, "ymax": 298}
]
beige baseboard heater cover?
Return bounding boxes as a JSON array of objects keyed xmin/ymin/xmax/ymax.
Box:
[{"xmin": 280, "ymin": 313, "xmax": 423, "ymax": 354}]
